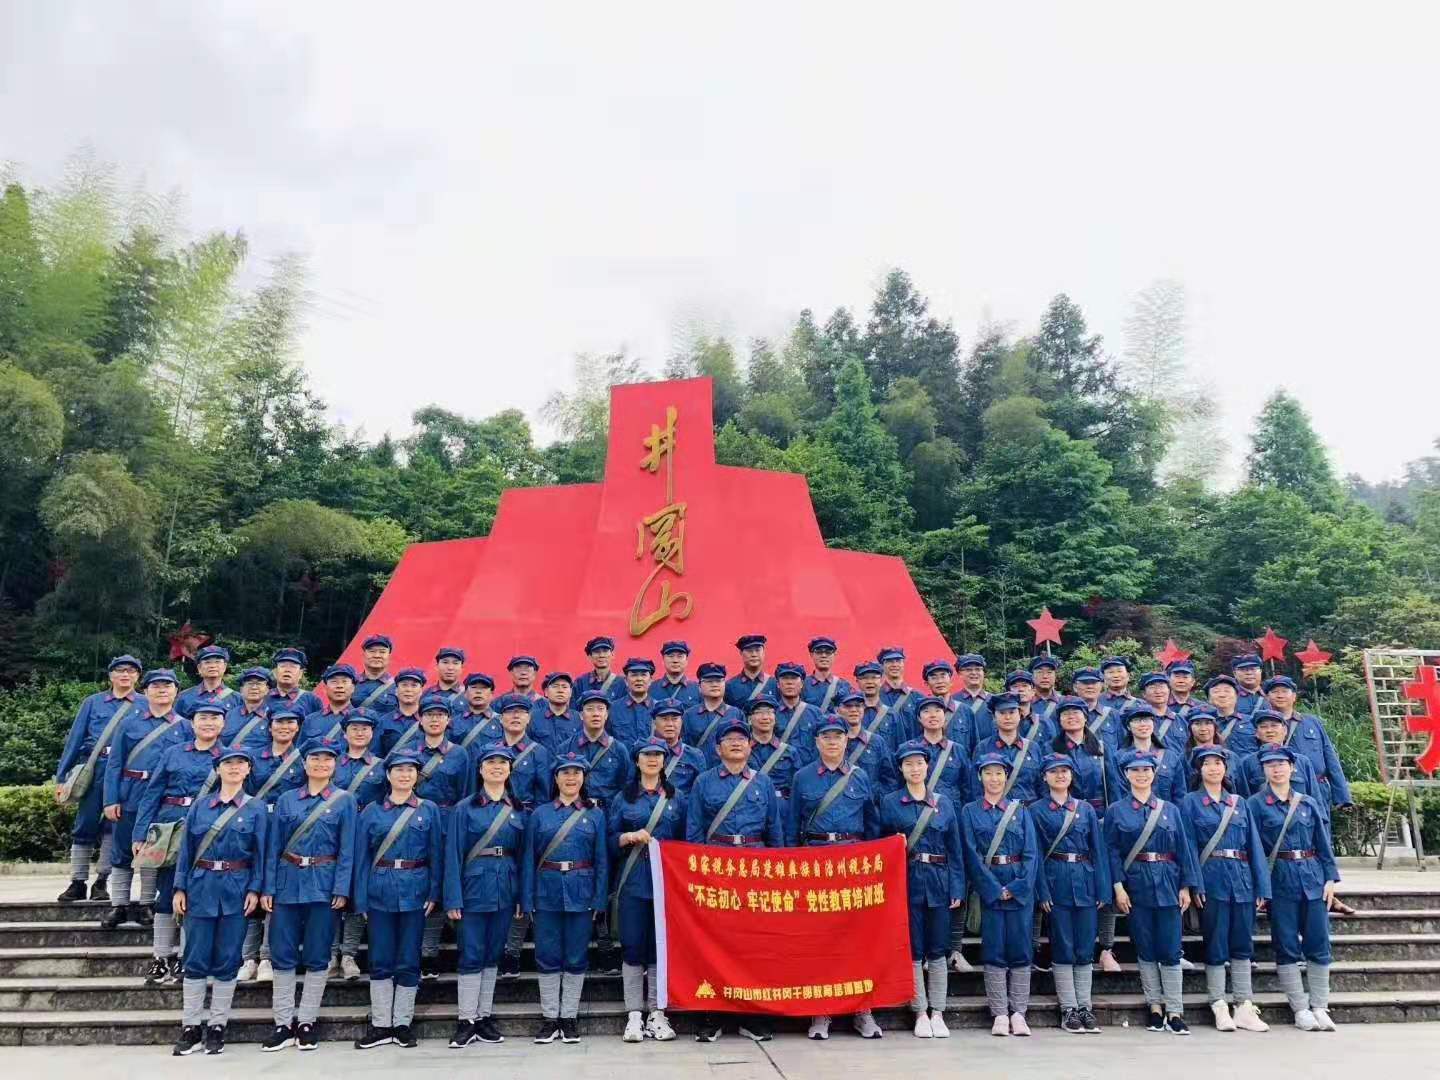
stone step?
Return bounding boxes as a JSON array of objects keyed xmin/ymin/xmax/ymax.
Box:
[
  {"xmin": 4, "ymin": 990, "xmax": 1437, "ymax": 1046},
  {"xmin": 2, "ymin": 959, "xmax": 1435, "ymax": 1011}
]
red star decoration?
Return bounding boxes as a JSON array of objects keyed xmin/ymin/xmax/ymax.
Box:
[
  {"xmin": 1401, "ymin": 665, "xmax": 1440, "ymax": 775},
  {"xmin": 1027, "ymin": 607, "xmax": 1066, "ymax": 648},
  {"xmin": 1294, "ymin": 639, "xmax": 1333, "ymax": 672},
  {"xmin": 168, "ymin": 621, "xmax": 211, "ymax": 662},
  {"xmin": 1155, "ymin": 639, "xmax": 1192, "ymax": 668},
  {"xmin": 1256, "ymin": 627, "xmax": 1289, "ymax": 664}
]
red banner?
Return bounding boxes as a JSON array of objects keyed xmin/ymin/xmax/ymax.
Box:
[{"xmin": 653, "ymin": 835, "xmax": 913, "ymax": 1016}]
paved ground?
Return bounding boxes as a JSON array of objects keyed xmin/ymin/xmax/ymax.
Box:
[{"xmin": 10, "ymin": 1022, "xmax": 1440, "ymax": 1079}]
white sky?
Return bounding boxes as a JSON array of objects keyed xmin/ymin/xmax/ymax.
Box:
[{"xmin": 3, "ymin": 1, "xmax": 1436, "ymax": 481}]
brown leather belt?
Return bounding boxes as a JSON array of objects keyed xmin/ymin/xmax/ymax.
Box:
[
  {"xmin": 1209, "ymin": 849, "xmax": 1248, "ymax": 860},
  {"xmin": 989, "ymin": 854, "xmax": 1025, "ymax": 865},
  {"xmin": 711, "ymin": 834, "xmax": 762, "ymax": 846},
  {"xmin": 122, "ymin": 769, "xmax": 150, "ymax": 780},
  {"xmin": 195, "ymin": 859, "xmax": 250, "ymax": 871},
  {"xmin": 376, "ymin": 859, "xmax": 428, "ymax": 870},
  {"xmin": 1048, "ymin": 853, "xmax": 1090, "ymax": 863},
  {"xmin": 806, "ymin": 832, "xmax": 862, "ymax": 843},
  {"xmin": 162, "ymin": 796, "xmax": 194, "ymax": 807},
  {"xmin": 541, "ymin": 860, "xmax": 593, "ymax": 871},
  {"xmin": 910, "ymin": 852, "xmax": 947, "ymax": 865},
  {"xmin": 283, "ymin": 853, "xmax": 337, "ymax": 867},
  {"xmin": 1274, "ymin": 849, "xmax": 1317, "ymax": 861},
  {"xmin": 1132, "ymin": 852, "xmax": 1175, "ymax": 863},
  {"xmin": 469, "ymin": 847, "xmax": 506, "ymax": 858}
]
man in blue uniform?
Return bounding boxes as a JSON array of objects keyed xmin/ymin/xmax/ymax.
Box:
[
  {"xmin": 301, "ymin": 664, "xmax": 360, "ymax": 743},
  {"xmin": 563, "ymin": 692, "xmax": 634, "ymax": 806},
  {"xmin": 609, "ymin": 659, "xmax": 657, "ymax": 746},
  {"xmin": 1166, "ymin": 661, "xmax": 1201, "ymax": 721},
  {"xmin": 803, "ymin": 637, "xmax": 852, "ymax": 712},
  {"xmin": 507, "ymin": 655, "xmax": 542, "ymax": 701},
  {"xmin": 745, "ymin": 696, "xmax": 798, "ymax": 804},
  {"xmin": 177, "ymin": 646, "xmax": 236, "ymax": 716},
  {"xmin": 453, "ymin": 672, "xmax": 500, "ymax": 749},
  {"xmin": 1137, "ymin": 672, "xmax": 1187, "ymax": 754},
  {"xmin": 574, "ymin": 636, "xmax": 626, "ymax": 700},
  {"xmin": 1205, "ymin": 674, "xmax": 1253, "ymax": 752},
  {"xmin": 1071, "ymin": 668, "xmax": 1120, "ymax": 748},
  {"xmin": 682, "ymin": 663, "xmax": 742, "ymax": 762},
  {"xmin": 774, "ymin": 662, "xmax": 818, "ymax": 749},
  {"xmin": 834, "ymin": 691, "xmax": 897, "ymax": 795},
  {"xmin": 1232, "ymin": 655, "xmax": 1265, "ymax": 715},
  {"xmin": 1028, "ymin": 655, "xmax": 1062, "ymax": 725},
  {"xmin": 530, "ymin": 672, "xmax": 581, "ymax": 752},
  {"xmin": 378, "ymin": 669, "xmax": 427, "ymax": 755},
  {"xmin": 427, "ymin": 647, "xmax": 467, "ymax": 706},
  {"xmin": 54, "ymin": 654, "xmax": 144, "ymax": 902},
  {"xmin": 226, "ymin": 669, "xmax": 274, "ymax": 750},
  {"xmin": 331, "ymin": 711, "xmax": 387, "ymax": 980},
  {"xmin": 1098, "ymin": 657, "xmax": 1136, "ymax": 713},
  {"xmin": 954, "ymin": 654, "xmax": 990, "ymax": 711},
  {"xmin": 725, "ymin": 634, "xmax": 774, "ymax": 706},
  {"xmin": 650, "ymin": 702, "xmax": 706, "ymax": 797},
  {"xmin": 1263, "ymin": 676, "xmax": 1353, "ymax": 815},
  {"xmin": 353, "ymin": 634, "xmax": 397, "ymax": 712},
  {"xmin": 268, "ymin": 649, "xmax": 322, "ymax": 716},
  {"xmin": 878, "ymin": 647, "xmax": 918, "ymax": 715},
  {"xmin": 652, "ymin": 641, "xmax": 700, "ymax": 709}
]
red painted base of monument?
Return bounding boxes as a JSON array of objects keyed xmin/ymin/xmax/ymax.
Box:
[{"xmin": 341, "ymin": 377, "xmax": 952, "ymax": 678}]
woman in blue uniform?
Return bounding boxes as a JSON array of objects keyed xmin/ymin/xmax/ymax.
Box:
[
  {"xmin": 608, "ymin": 737, "xmax": 687, "ymax": 1043},
  {"xmin": 879, "ymin": 740, "xmax": 965, "ymax": 1039},
  {"xmin": 1104, "ymin": 749, "xmax": 1203, "ymax": 1035},
  {"xmin": 1248, "ymin": 744, "xmax": 1341, "ymax": 1031},
  {"xmin": 1179, "ymin": 745, "xmax": 1271, "ymax": 1032},
  {"xmin": 169, "ymin": 746, "xmax": 267, "ymax": 1057},
  {"xmin": 444, "ymin": 744, "xmax": 528, "ymax": 1048},
  {"xmin": 1109, "ymin": 704, "xmax": 1186, "ymax": 803},
  {"xmin": 522, "ymin": 753, "xmax": 610, "ymax": 1045},
  {"xmin": 352, "ymin": 750, "xmax": 444, "ymax": 1050},
  {"xmin": 239, "ymin": 707, "xmax": 307, "ymax": 982},
  {"xmin": 961, "ymin": 751, "xmax": 1040, "ymax": 1037},
  {"xmin": 1032, "ymin": 753, "xmax": 1110, "ymax": 1034},
  {"xmin": 134, "ymin": 702, "xmax": 227, "ymax": 985},
  {"xmin": 414, "ymin": 693, "xmax": 475, "ymax": 980}
]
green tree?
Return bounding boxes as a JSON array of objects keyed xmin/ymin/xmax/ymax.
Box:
[
  {"xmin": 1245, "ymin": 389, "xmax": 1341, "ymax": 510},
  {"xmin": 863, "ymin": 271, "xmax": 965, "ymax": 441}
]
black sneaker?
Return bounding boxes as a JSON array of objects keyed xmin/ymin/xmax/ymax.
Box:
[
  {"xmin": 449, "ymin": 1020, "xmax": 477, "ymax": 1048},
  {"xmin": 1032, "ymin": 944, "xmax": 1053, "ymax": 973},
  {"xmin": 1080, "ymin": 1007, "xmax": 1101, "ymax": 1033},
  {"xmin": 172, "ymin": 1024, "xmax": 204, "ymax": 1056},
  {"xmin": 100, "ymin": 906, "xmax": 128, "ymax": 930},
  {"xmin": 144, "ymin": 958, "xmax": 168, "ymax": 986},
  {"xmin": 474, "ymin": 1016, "xmax": 504, "ymax": 1043},
  {"xmin": 499, "ymin": 952, "xmax": 521, "ymax": 979},
  {"xmin": 421, "ymin": 955, "xmax": 441, "ymax": 980},
  {"xmin": 130, "ymin": 903, "xmax": 153, "ymax": 928},
  {"xmin": 354, "ymin": 1024, "xmax": 392, "ymax": 1049},
  {"xmin": 560, "ymin": 1018, "xmax": 580, "ymax": 1044},
  {"xmin": 1166, "ymin": 1014, "xmax": 1190, "ymax": 1036},
  {"xmin": 58, "ymin": 880, "xmax": 88, "ymax": 903},
  {"xmin": 261, "ymin": 1023, "xmax": 295, "ymax": 1051},
  {"xmin": 296, "ymin": 1021, "xmax": 318, "ymax": 1050},
  {"xmin": 694, "ymin": 1014, "xmax": 722, "ymax": 1042},
  {"xmin": 392, "ymin": 1024, "xmax": 418, "ymax": 1048},
  {"xmin": 1146, "ymin": 1009, "xmax": 1165, "ymax": 1033},
  {"xmin": 204, "ymin": 1024, "xmax": 226, "ymax": 1055},
  {"xmin": 165, "ymin": 956, "xmax": 183, "ymax": 984},
  {"xmin": 533, "ymin": 1019, "xmax": 561, "ymax": 1044},
  {"xmin": 1062, "ymin": 1008, "xmax": 1085, "ymax": 1033},
  {"xmin": 90, "ymin": 875, "xmax": 109, "ymax": 902},
  {"xmin": 738, "ymin": 1020, "xmax": 772, "ymax": 1042}
]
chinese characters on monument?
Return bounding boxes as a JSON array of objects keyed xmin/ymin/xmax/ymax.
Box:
[{"xmin": 631, "ymin": 404, "xmax": 694, "ymax": 636}]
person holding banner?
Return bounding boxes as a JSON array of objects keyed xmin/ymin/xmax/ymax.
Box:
[
  {"xmin": 962, "ymin": 751, "xmax": 1040, "ymax": 1037},
  {"xmin": 133, "ymin": 703, "xmax": 229, "ymax": 986},
  {"xmin": 352, "ymin": 750, "xmax": 444, "ymax": 1050},
  {"xmin": 1032, "ymin": 753, "xmax": 1109, "ymax": 1034},
  {"xmin": 787, "ymin": 717, "xmax": 882, "ymax": 1040},
  {"xmin": 169, "ymin": 746, "xmax": 267, "ymax": 1057},
  {"xmin": 1179, "ymin": 745, "xmax": 1271, "ymax": 1032},
  {"xmin": 1105, "ymin": 748, "xmax": 1202, "ymax": 1036},
  {"xmin": 522, "ymin": 753, "xmax": 611, "ymax": 1045},
  {"xmin": 1248, "ymin": 744, "xmax": 1342, "ymax": 1032},
  {"xmin": 879, "ymin": 740, "xmax": 966, "ymax": 1040},
  {"xmin": 608, "ymin": 737, "xmax": 687, "ymax": 1043},
  {"xmin": 444, "ymin": 744, "xmax": 528, "ymax": 1048},
  {"xmin": 686, "ymin": 717, "xmax": 785, "ymax": 1043}
]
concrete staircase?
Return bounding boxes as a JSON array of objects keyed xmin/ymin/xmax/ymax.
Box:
[{"xmin": 1, "ymin": 883, "xmax": 1437, "ymax": 1045}]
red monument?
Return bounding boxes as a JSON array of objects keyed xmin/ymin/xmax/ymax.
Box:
[{"xmin": 340, "ymin": 377, "xmax": 953, "ymax": 678}]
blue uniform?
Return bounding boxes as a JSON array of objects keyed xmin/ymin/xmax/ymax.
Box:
[
  {"xmin": 247, "ymin": 745, "xmax": 307, "ymax": 806},
  {"xmin": 785, "ymin": 761, "xmax": 876, "ymax": 846},
  {"xmin": 747, "ymin": 736, "xmax": 799, "ymax": 799},
  {"xmin": 265, "ymin": 784, "xmax": 357, "ymax": 973},
  {"xmin": 608, "ymin": 696, "xmax": 655, "ymax": 747},
  {"xmin": 333, "ymin": 751, "xmax": 387, "ymax": 808},
  {"xmin": 774, "ymin": 699, "xmax": 820, "ymax": 749},
  {"xmin": 135, "ymin": 741, "xmax": 224, "ymax": 914},
  {"xmin": 1108, "ymin": 744, "xmax": 1186, "ymax": 804},
  {"xmin": 265, "ymin": 687, "xmax": 322, "ymax": 718},
  {"xmin": 1103, "ymin": 795, "xmax": 1202, "ymax": 965},
  {"xmin": 916, "ymin": 736, "xmax": 971, "ymax": 807},
  {"xmin": 1179, "ymin": 789, "xmax": 1271, "ymax": 965},
  {"xmin": 1151, "ymin": 709, "xmax": 1191, "ymax": 756},
  {"xmin": 1280, "ymin": 712, "xmax": 1352, "ymax": 810},
  {"xmin": 443, "ymin": 793, "xmax": 528, "ymax": 973},
  {"xmin": 299, "ymin": 704, "xmax": 359, "ymax": 744},
  {"xmin": 353, "ymin": 795, "xmax": 444, "ymax": 989},
  {"xmin": 522, "ymin": 799, "xmax": 610, "ymax": 974},
  {"xmin": 1235, "ymin": 687, "xmax": 1264, "ymax": 716},
  {"xmin": 175, "ymin": 683, "xmax": 237, "ymax": 718},
  {"xmin": 1249, "ymin": 789, "xmax": 1339, "ymax": 964},
  {"xmin": 858, "ymin": 702, "xmax": 903, "ymax": 753},
  {"xmin": 484, "ymin": 737, "xmax": 554, "ymax": 807},
  {"xmin": 224, "ymin": 704, "xmax": 272, "ymax": 751},
  {"xmin": 529, "ymin": 704, "xmax": 581, "ymax": 754},
  {"xmin": 378, "ymin": 708, "xmax": 425, "ymax": 756},
  {"xmin": 174, "ymin": 791, "xmax": 268, "ymax": 978},
  {"xmin": 840, "ymin": 728, "xmax": 897, "ymax": 799},
  {"xmin": 1031, "ymin": 797, "xmax": 1111, "ymax": 965},
  {"xmin": 878, "ymin": 790, "xmax": 966, "ymax": 960},
  {"xmin": 353, "ymin": 674, "xmax": 397, "ymax": 713},
  {"xmin": 452, "ymin": 709, "xmax": 503, "ymax": 752},
  {"xmin": 1218, "ymin": 712, "xmax": 1258, "ymax": 757},
  {"xmin": 1055, "ymin": 738, "xmax": 1110, "ymax": 816},
  {"xmin": 682, "ymin": 702, "xmax": 743, "ymax": 763},
  {"xmin": 724, "ymin": 670, "xmax": 774, "ymax": 708},
  {"xmin": 1082, "ymin": 703, "xmax": 1125, "ymax": 752},
  {"xmin": 561, "ymin": 732, "xmax": 633, "ymax": 805},
  {"xmin": 55, "ymin": 690, "xmax": 143, "ymax": 844},
  {"xmin": 574, "ymin": 670, "xmax": 626, "ymax": 701},
  {"xmin": 1098, "ymin": 690, "xmax": 1137, "ymax": 714},
  {"xmin": 976, "ymin": 735, "xmax": 1044, "ymax": 803},
  {"xmin": 660, "ymin": 740, "xmax": 707, "ymax": 797},
  {"xmin": 607, "ymin": 786, "xmax": 686, "ymax": 965},
  {"xmin": 960, "ymin": 797, "xmax": 1040, "ymax": 967},
  {"xmin": 103, "ymin": 709, "xmax": 192, "ymax": 867},
  {"xmin": 802, "ymin": 674, "xmax": 853, "ymax": 711},
  {"xmin": 1235, "ymin": 748, "xmax": 1325, "ymax": 820},
  {"xmin": 685, "ymin": 766, "xmax": 784, "ymax": 847},
  {"xmin": 651, "ymin": 676, "xmax": 700, "ymax": 710},
  {"xmin": 413, "ymin": 739, "xmax": 475, "ymax": 812}
]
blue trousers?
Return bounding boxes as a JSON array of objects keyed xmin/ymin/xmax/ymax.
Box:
[
  {"xmin": 980, "ymin": 903, "xmax": 1035, "ymax": 968},
  {"xmin": 368, "ymin": 908, "xmax": 425, "ymax": 987},
  {"xmin": 110, "ymin": 811, "xmax": 138, "ymax": 870},
  {"xmin": 152, "ymin": 867, "xmax": 177, "ymax": 914},
  {"xmin": 1270, "ymin": 896, "xmax": 1332, "ymax": 964},
  {"xmin": 618, "ymin": 895, "xmax": 657, "ymax": 966},
  {"xmin": 1200, "ymin": 899, "xmax": 1256, "ymax": 964},
  {"xmin": 457, "ymin": 910, "xmax": 510, "ymax": 973},
  {"xmin": 534, "ymin": 910, "xmax": 592, "ymax": 974},
  {"xmin": 70, "ymin": 778, "xmax": 106, "ymax": 844},
  {"xmin": 270, "ymin": 901, "xmax": 336, "ymax": 972},
  {"xmin": 1048, "ymin": 904, "xmax": 1099, "ymax": 965},
  {"xmin": 182, "ymin": 914, "xmax": 248, "ymax": 979},
  {"xmin": 908, "ymin": 904, "xmax": 951, "ymax": 961},
  {"xmin": 1129, "ymin": 904, "xmax": 1182, "ymax": 964}
]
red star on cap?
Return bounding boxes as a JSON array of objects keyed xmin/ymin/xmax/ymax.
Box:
[
  {"xmin": 1256, "ymin": 627, "xmax": 1289, "ymax": 664},
  {"xmin": 1294, "ymin": 639, "xmax": 1333, "ymax": 671},
  {"xmin": 1027, "ymin": 607, "xmax": 1066, "ymax": 648},
  {"xmin": 1155, "ymin": 639, "xmax": 1191, "ymax": 668},
  {"xmin": 168, "ymin": 621, "xmax": 211, "ymax": 662}
]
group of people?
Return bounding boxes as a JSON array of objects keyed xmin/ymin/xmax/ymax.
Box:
[{"xmin": 51, "ymin": 632, "xmax": 1350, "ymax": 1055}]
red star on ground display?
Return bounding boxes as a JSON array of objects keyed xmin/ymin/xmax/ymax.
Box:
[
  {"xmin": 1294, "ymin": 639, "xmax": 1333, "ymax": 675},
  {"xmin": 1401, "ymin": 665, "xmax": 1440, "ymax": 775},
  {"xmin": 1256, "ymin": 627, "xmax": 1289, "ymax": 664},
  {"xmin": 1155, "ymin": 639, "xmax": 1192, "ymax": 668},
  {"xmin": 1027, "ymin": 608, "xmax": 1067, "ymax": 648},
  {"xmin": 168, "ymin": 622, "xmax": 211, "ymax": 662}
]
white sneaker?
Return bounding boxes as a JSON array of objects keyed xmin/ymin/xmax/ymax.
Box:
[
  {"xmin": 912, "ymin": 1012, "xmax": 933, "ymax": 1039},
  {"xmin": 256, "ymin": 959, "xmax": 273, "ymax": 983},
  {"xmin": 237, "ymin": 959, "xmax": 258, "ymax": 982},
  {"xmin": 929, "ymin": 1011, "xmax": 950, "ymax": 1039},
  {"xmin": 991, "ymin": 1014, "xmax": 1010, "ymax": 1036},
  {"xmin": 1180, "ymin": 957, "xmax": 1196, "ymax": 971},
  {"xmin": 1212, "ymin": 1000, "xmax": 1236, "ymax": 1032},
  {"xmin": 1313, "ymin": 1008, "xmax": 1337, "ymax": 1032},
  {"xmin": 1098, "ymin": 950, "xmax": 1121, "ymax": 973},
  {"xmin": 853, "ymin": 1011, "xmax": 882, "ymax": 1039},
  {"xmin": 949, "ymin": 950, "xmax": 974, "ymax": 973},
  {"xmin": 1232, "ymin": 1000, "xmax": 1269, "ymax": 1032},
  {"xmin": 807, "ymin": 1016, "xmax": 831, "ymax": 1040},
  {"xmin": 623, "ymin": 1011, "xmax": 644, "ymax": 1043},
  {"xmin": 646, "ymin": 1010, "xmax": 675, "ymax": 1041},
  {"xmin": 341, "ymin": 955, "xmax": 362, "ymax": 981},
  {"xmin": 1294, "ymin": 1009, "xmax": 1320, "ymax": 1031},
  {"xmin": 326, "ymin": 954, "xmax": 341, "ymax": 978}
]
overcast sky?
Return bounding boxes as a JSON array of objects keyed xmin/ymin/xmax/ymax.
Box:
[{"xmin": 3, "ymin": 2, "xmax": 1436, "ymax": 481}]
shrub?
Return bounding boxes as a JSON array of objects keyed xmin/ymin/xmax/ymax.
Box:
[
  {"xmin": 0, "ymin": 785, "xmax": 73, "ymax": 861},
  {"xmin": 0, "ymin": 678, "xmax": 97, "ymax": 785}
]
